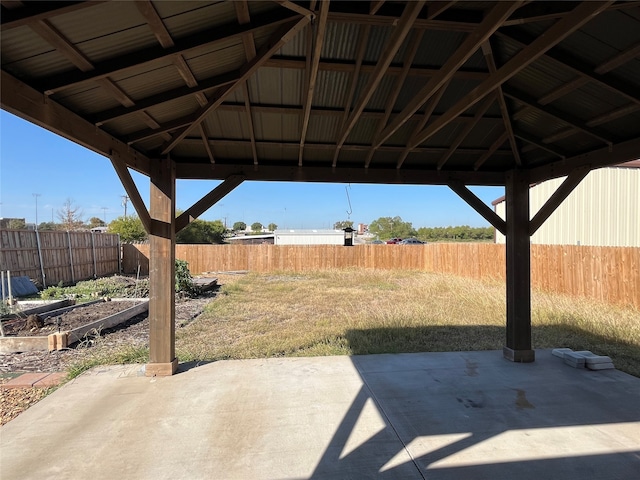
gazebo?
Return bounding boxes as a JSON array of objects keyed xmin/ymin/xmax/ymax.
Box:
[{"xmin": 2, "ymin": 1, "xmax": 639, "ymax": 375}]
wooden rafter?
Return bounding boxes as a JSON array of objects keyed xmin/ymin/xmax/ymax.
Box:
[
  {"xmin": 273, "ymin": 0, "xmax": 315, "ymax": 17},
  {"xmin": 427, "ymin": 1, "xmax": 456, "ymax": 19},
  {"xmin": 370, "ymin": 1, "xmax": 385, "ymax": 15},
  {"xmin": 334, "ymin": 24, "xmax": 371, "ymax": 167},
  {"xmin": 363, "ymin": 28, "xmax": 424, "ymax": 169},
  {"xmin": 172, "ymin": 55, "xmax": 208, "ymax": 107},
  {"xmin": 437, "ymin": 93, "xmax": 496, "ymax": 170},
  {"xmin": 502, "ymin": 86, "xmax": 615, "ymax": 146},
  {"xmin": 482, "ymin": 41, "xmax": 521, "ymax": 166},
  {"xmin": 236, "ymin": 0, "xmax": 259, "ymax": 165},
  {"xmin": 394, "ymin": 80, "xmax": 450, "ymax": 169},
  {"xmin": 199, "ymin": 123, "xmax": 215, "ymax": 164},
  {"xmin": 474, "ymin": 131, "xmax": 508, "ymax": 171},
  {"xmin": 1, "ymin": 70, "xmax": 150, "ymax": 174},
  {"xmin": 299, "ymin": 0, "xmax": 329, "ymax": 166},
  {"xmin": 29, "ymin": 19, "xmax": 93, "ymax": 71},
  {"xmin": 498, "ymin": 27, "xmax": 640, "ymax": 107},
  {"xmin": 136, "ymin": 0, "xmax": 173, "ymax": 48},
  {"xmin": 38, "ymin": 9, "xmax": 300, "ymax": 95},
  {"xmin": 406, "ymin": 1, "xmax": 613, "ymax": 152},
  {"xmin": 335, "ymin": 1, "xmax": 425, "ymax": 156},
  {"xmin": 159, "ymin": 16, "xmax": 310, "ymax": 155},
  {"xmin": 1, "ymin": 1, "xmax": 107, "ymax": 31},
  {"xmin": 375, "ymin": 1, "xmax": 522, "ymax": 149},
  {"xmin": 513, "ymin": 129, "xmax": 567, "ymax": 159},
  {"xmin": 264, "ymin": 57, "xmax": 489, "ymax": 80}
]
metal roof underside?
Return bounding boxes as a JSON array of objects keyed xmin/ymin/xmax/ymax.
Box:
[{"xmin": 2, "ymin": 0, "xmax": 640, "ymax": 187}]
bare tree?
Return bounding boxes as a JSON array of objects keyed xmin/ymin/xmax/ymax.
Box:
[{"xmin": 57, "ymin": 198, "xmax": 84, "ymax": 230}]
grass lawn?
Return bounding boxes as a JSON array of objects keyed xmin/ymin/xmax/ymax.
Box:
[{"xmin": 174, "ymin": 269, "xmax": 640, "ymax": 378}]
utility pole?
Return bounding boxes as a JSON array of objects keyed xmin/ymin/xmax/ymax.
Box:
[
  {"xmin": 121, "ymin": 195, "xmax": 129, "ymax": 218},
  {"xmin": 33, "ymin": 193, "xmax": 41, "ymax": 229},
  {"xmin": 102, "ymin": 207, "xmax": 108, "ymax": 224}
]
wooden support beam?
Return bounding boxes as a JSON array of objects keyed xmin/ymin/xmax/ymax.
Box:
[
  {"xmin": 199, "ymin": 123, "xmax": 215, "ymax": 164},
  {"xmin": 513, "ymin": 129, "xmax": 567, "ymax": 159},
  {"xmin": 394, "ymin": 80, "xmax": 450, "ymax": 169},
  {"xmin": 504, "ymin": 169, "xmax": 534, "ymax": 363},
  {"xmin": 38, "ymin": 8, "xmax": 299, "ymax": 95},
  {"xmin": 595, "ymin": 40, "xmax": 640, "ymax": 74},
  {"xmin": 498, "ymin": 26, "xmax": 640, "ymax": 107},
  {"xmin": 273, "ymin": 0, "xmax": 315, "ymax": 18},
  {"xmin": 376, "ymin": 1, "xmax": 521, "ymax": 149},
  {"xmin": 448, "ymin": 181, "xmax": 506, "ymax": 235},
  {"xmin": 406, "ymin": 2, "xmax": 612, "ymax": 151},
  {"xmin": 136, "ymin": 0, "xmax": 174, "ymax": 48},
  {"xmin": 370, "ymin": 1, "xmax": 385, "ymax": 15},
  {"xmin": 482, "ymin": 41, "xmax": 521, "ymax": 166},
  {"xmin": 161, "ymin": 16, "xmax": 310, "ymax": 155},
  {"xmin": 175, "ymin": 175, "xmax": 245, "ymax": 233},
  {"xmin": 299, "ymin": 0, "xmax": 329, "ymax": 166},
  {"xmin": 147, "ymin": 158, "xmax": 177, "ymax": 376},
  {"xmin": 502, "ymin": 86, "xmax": 615, "ymax": 146},
  {"xmin": 236, "ymin": 1, "xmax": 259, "ymax": 165},
  {"xmin": 109, "ymin": 152, "xmax": 152, "ymax": 234},
  {"xmin": 437, "ymin": 93, "xmax": 496, "ymax": 170},
  {"xmin": 29, "ymin": 19, "xmax": 93, "ymax": 71},
  {"xmin": 336, "ymin": 1, "xmax": 426, "ymax": 151},
  {"xmin": 1, "ymin": 71, "xmax": 150, "ymax": 175},
  {"xmin": 363, "ymin": 28, "xmax": 424, "ymax": 168},
  {"xmin": 529, "ymin": 136, "xmax": 640, "ymax": 184},
  {"xmin": 334, "ymin": 24, "xmax": 371, "ymax": 167},
  {"xmin": 474, "ymin": 131, "xmax": 508, "ymax": 170},
  {"xmin": 529, "ymin": 166, "xmax": 590, "ymax": 236},
  {"xmin": 175, "ymin": 162, "xmax": 506, "ymax": 186}
]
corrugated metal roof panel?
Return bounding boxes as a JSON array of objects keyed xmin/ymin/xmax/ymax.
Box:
[
  {"xmin": 314, "ymin": 70, "xmax": 351, "ymax": 108},
  {"xmin": 214, "ymin": 143, "xmax": 253, "ymax": 161},
  {"xmin": 161, "ymin": 2, "xmax": 238, "ymax": 39},
  {"xmin": 205, "ymin": 110, "xmax": 248, "ymax": 139},
  {"xmin": 512, "ymin": 105, "xmax": 570, "ymax": 138},
  {"xmin": 306, "ymin": 115, "xmax": 340, "ymax": 143},
  {"xmin": 256, "ymin": 143, "xmax": 298, "ymax": 163},
  {"xmin": 111, "ymin": 64, "xmax": 187, "ymax": 103},
  {"xmin": 1, "ymin": 26, "xmax": 56, "ymax": 68},
  {"xmin": 322, "ymin": 22, "xmax": 361, "ymax": 60},
  {"xmin": 364, "ymin": 26, "xmax": 392, "ymax": 62},
  {"xmin": 413, "ymin": 29, "xmax": 466, "ymax": 66},
  {"xmin": 345, "ymin": 117, "xmax": 377, "ymax": 144},
  {"xmin": 461, "ymin": 119, "xmax": 503, "ymax": 149},
  {"xmin": 147, "ymin": 96, "xmax": 201, "ymax": 125},
  {"xmin": 55, "ymin": 85, "xmax": 121, "ymax": 116},
  {"xmin": 277, "ymin": 23, "xmax": 309, "ymax": 57},
  {"xmin": 253, "ymin": 112, "xmax": 300, "ymax": 142},
  {"xmin": 363, "ymin": 75, "xmax": 396, "ymax": 111},
  {"xmin": 251, "ymin": 68, "xmax": 303, "ymax": 106},
  {"xmin": 185, "ymin": 43, "xmax": 246, "ymax": 80},
  {"xmin": 554, "ymin": 83, "xmax": 630, "ymax": 121}
]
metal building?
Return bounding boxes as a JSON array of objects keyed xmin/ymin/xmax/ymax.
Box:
[{"xmin": 494, "ymin": 161, "xmax": 640, "ymax": 246}]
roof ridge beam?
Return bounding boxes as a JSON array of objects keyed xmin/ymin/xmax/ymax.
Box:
[
  {"xmin": 375, "ymin": 1, "xmax": 522, "ymax": 149},
  {"xmin": 406, "ymin": 1, "xmax": 613, "ymax": 152}
]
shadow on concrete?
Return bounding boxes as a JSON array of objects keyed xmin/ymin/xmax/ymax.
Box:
[{"xmin": 302, "ymin": 327, "xmax": 640, "ymax": 479}]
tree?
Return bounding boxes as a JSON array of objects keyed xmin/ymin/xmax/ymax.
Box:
[
  {"xmin": 267, "ymin": 223, "xmax": 278, "ymax": 231},
  {"xmin": 57, "ymin": 198, "xmax": 84, "ymax": 230},
  {"xmin": 87, "ymin": 217, "xmax": 105, "ymax": 229},
  {"xmin": 334, "ymin": 220, "xmax": 354, "ymax": 230},
  {"xmin": 108, "ymin": 216, "xmax": 147, "ymax": 242},
  {"xmin": 368, "ymin": 216, "xmax": 415, "ymax": 240},
  {"xmin": 232, "ymin": 221, "xmax": 246, "ymax": 231},
  {"xmin": 7, "ymin": 218, "xmax": 26, "ymax": 229},
  {"xmin": 176, "ymin": 219, "xmax": 225, "ymax": 244},
  {"xmin": 251, "ymin": 222, "xmax": 263, "ymax": 233},
  {"xmin": 38, "ymin": 222, "xmax": 58, "ymax": 231}
]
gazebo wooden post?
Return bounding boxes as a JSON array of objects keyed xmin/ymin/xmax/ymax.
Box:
[
  {"xmin": 503, "ymin": 169, "xmax": 535, "ymax": 362},
  {"xmin": 146, "ymin": 158, "xmax": 178, "ymax": 376}
]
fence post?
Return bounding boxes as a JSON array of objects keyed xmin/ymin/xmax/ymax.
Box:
[
  {"xmin": 91, "ymin": 231, "xmax": 97, "ymax": 279},
  {"xmin": 35, "ymin": 229, "xmax": 47, "ymax": 288},
  {"xmin": 117, "ymin": 234, "xmax": 122, "ymax": 274},
  {"xmin": 67, "ymin": 230, "xmax": 75, "ymax": 283}
]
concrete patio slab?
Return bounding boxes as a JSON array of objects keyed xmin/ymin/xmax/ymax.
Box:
[{"xmin": 1, "ymin": 350, "xmax": 639, "ymax": 479}]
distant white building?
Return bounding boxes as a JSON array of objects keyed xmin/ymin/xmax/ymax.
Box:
[
  {"xmin": 493, "ymin": 161, "xmax": 640, "ymax": 247},
  {"xmin": 274, "ymin": 229, "xmax": 345, "ymax": 245}
]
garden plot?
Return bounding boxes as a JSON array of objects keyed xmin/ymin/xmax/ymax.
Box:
[{"xmin": 0, "ymin": 299, "xmax": 149, "ymax": 353}]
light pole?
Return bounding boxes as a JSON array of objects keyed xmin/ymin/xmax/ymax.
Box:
[
  {"xmin": 121, "ymin": 195, "xmax": 129, "ymax": 218},
  {"xmin": 33, "ymin": 193, "xmax": 41, "ymax": 230},
  {"xmin": 102, "ymin": 207, "xmax": 108, "ymax": 224}
]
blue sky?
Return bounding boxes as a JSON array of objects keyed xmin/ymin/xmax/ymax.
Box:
[{"xmin": 0, "ymin": 110, "xmax": 503, "ymax": 230}]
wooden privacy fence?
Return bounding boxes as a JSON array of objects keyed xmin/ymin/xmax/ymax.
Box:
[
  {"xmin": 0, "ymin": 229, "xmax": 120, "ymax": 288},
  {"xmin": 122, "ymin": 243, "xmax": 639, "ymax": 309}
]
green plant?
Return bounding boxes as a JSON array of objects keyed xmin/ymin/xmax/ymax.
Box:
[{"xmin": 175, "ymin": 259, "xmax": 197, "ymax": 296}]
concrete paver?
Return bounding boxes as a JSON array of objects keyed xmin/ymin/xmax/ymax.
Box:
[{"xmin": 1, "ymin": 350, "xmax": 639, "ymax": 480}]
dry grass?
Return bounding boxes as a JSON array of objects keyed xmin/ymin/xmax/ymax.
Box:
[{"xmin": 176, "ymin": 269, "xmax": 640, "ymax": 377}]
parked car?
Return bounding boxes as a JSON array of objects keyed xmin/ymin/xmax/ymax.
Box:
[
  {"xmin": 399, "ymin": 238, "xmax": 425, "ymax": 245},
  {"xmin": 370, "ymin": 240, "xmax": 385, "ymax": 244},
  {"xmin": 386, "ymin": 238, "xmax": 403, "ymax": 244}
]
